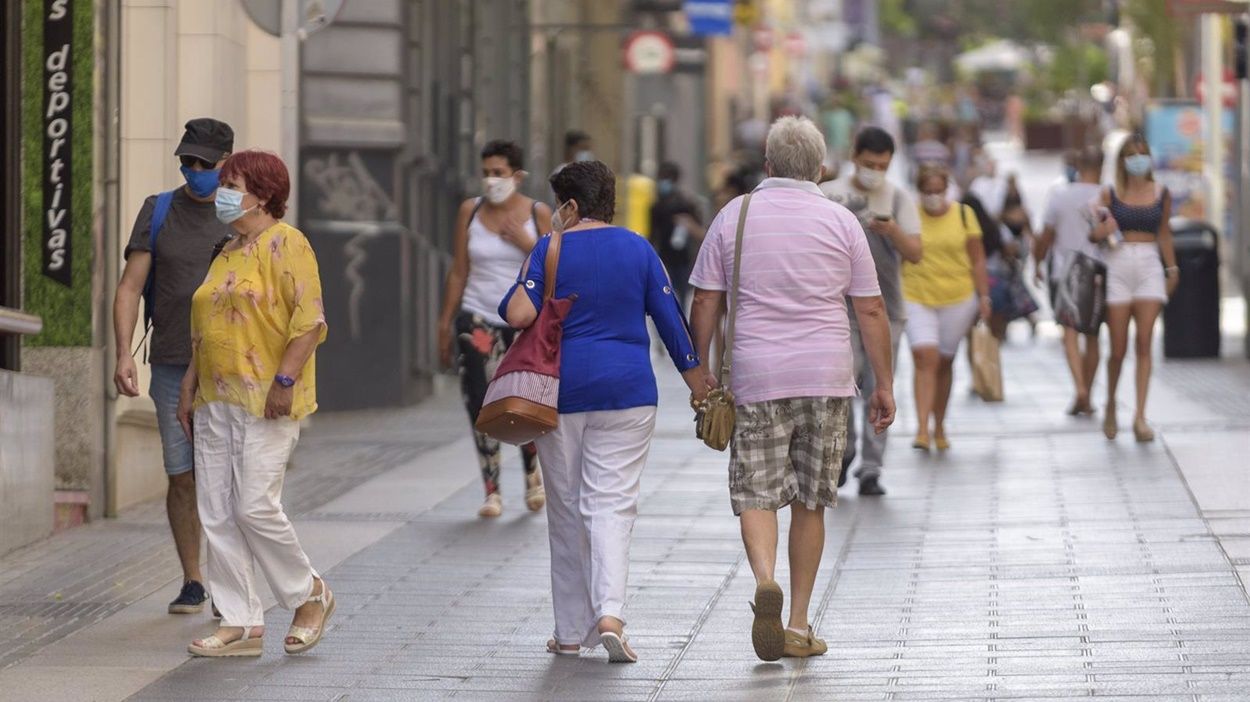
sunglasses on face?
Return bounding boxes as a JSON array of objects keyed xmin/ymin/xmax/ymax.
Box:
[{"xmin": 180, "ymin": 155, "xmax": 216, "ymax": 170}]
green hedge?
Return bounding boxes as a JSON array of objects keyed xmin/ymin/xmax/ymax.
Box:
[{"xmin": 22, "ymin": 0, "xmax": 93, "ymax": 347}]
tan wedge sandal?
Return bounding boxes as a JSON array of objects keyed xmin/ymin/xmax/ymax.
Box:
[
  {"xmin": 284, "ymin": 585, "xmax": 335, "ymax": 654},
  {"xmin": 599, "ymin": 631, "xmax": 637, "ymax": 663},
  {"xmin": 546, "ymin": 638, "xmax": 579, "ymax": 656},
  {"xmin": 187, "ymin": 626, "xmax": 263, "ymax": 658}
]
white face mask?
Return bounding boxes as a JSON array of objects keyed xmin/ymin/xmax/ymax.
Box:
[
  {"xmin": 922, "ymin": 194, "xmax": 946, "ymax": 212},
  {"xmin": 856, "ymin": 168, "xmax": 885, "ymax": 191},
  {"xmin": 482, "ymin": 176, "xmax": 516, "ymax": 205},
  {"xmin": 551, "ymin": 200, "xmax": 572, "ymax": 233}
]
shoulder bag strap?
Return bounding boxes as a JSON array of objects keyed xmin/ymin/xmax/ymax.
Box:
[
  {"xmin": 543, "ymin": 229, "xmax": 563, "ymax": 301},
  {"xmin": 135, "ymin": 189, "xmax": 177, "ymax": 358},
  {"xmin": 149, "ymin": 190, "xmax": 176, "ymax": 253},
  {"xmin": 719, "ymin": 193, "xmax": 752, "ymax": 385}
]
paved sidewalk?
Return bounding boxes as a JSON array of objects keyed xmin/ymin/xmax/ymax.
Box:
[{"xmin": 2, "ymin": 321, "xmax": 1248, "ymax": 701}]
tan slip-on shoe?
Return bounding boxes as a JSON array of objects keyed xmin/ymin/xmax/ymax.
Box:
[
  {"xmin": 749, "ymin": 580, "xmax": 785, "ymax": 662},
  {"xmin": 782, "ymin": 626, "xmax": 828, "ymax": 658}
]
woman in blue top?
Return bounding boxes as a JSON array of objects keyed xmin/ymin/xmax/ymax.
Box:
[{"xmin": 501, "ymin": 161, "xmax": 713, "ymax": 663}]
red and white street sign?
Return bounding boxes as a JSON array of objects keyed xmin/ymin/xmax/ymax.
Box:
[
  {"xmin": 623, "ymin": 31, "xmax": 675, "ymax": 75},
  {"xmin": 1196, "ymin": 68, "xmax": 1238, "ymax": 108}
]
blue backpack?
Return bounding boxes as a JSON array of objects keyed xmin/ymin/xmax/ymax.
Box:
[
  {"xmin": 133, "ymin": 190, "xmax": 232, "ymax": 359},
  {"xmin": 140, "ymin": 190, "xmax": 177, "ymax": 330}
]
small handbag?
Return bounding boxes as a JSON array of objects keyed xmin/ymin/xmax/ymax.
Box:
[
  {"xmin": 474, "ymin": 230, "xmax": 574, "ymax": 445},
  {"xmin": 1050, "ymin": 251, "xmax": 1107, "ymax": 335},
  {"xmin": 692, "ymin": 193, "xmax": 752, "ymax": 451},
  {"xmin": 969, "ymin": 322, "xmax": 1004, "ymax": 402}
]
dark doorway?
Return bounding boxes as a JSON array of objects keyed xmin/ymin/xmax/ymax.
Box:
[{"xmin": 1, "ymin": 1, "xmax": 21, "ymax": 370}]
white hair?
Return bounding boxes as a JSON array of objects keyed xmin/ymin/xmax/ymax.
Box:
[{"xmin": 764, "ymin": 116, "xmax": 827, "ymax": 182}]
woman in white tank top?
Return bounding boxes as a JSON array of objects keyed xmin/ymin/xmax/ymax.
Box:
[{"xmin": 437, "ymin": 140, "xmax": 553, "ymax": 518}]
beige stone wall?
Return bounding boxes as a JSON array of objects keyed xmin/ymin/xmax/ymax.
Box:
[
  {"xmin": 0, "ymin": 370, "xmax": 55, "ymax": 555},
  {"xmin": 22, "ymin": 348, "xmax": 103, "ymax": 505},
  {"xmin": 108, "ymin": 1, "xmax": 284, "ymax": 513}
]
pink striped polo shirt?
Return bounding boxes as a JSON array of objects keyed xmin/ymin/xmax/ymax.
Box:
[{"xmin": 690, "ymin": 178, "xmax": 880, "ymax": 404}]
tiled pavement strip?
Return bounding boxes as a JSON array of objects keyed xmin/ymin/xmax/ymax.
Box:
[
  {"xmin": 0, "ymin": 396, "xmax": 466, "ymax": 672},
  {"xmin": 2, "ymin": 323, "xmax": 1249, "ymax": 701}
]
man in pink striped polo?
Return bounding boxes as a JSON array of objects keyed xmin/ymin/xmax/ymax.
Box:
[{"xmin": 689, "ymin": 116, "xmax": 897, "ymax": 662}]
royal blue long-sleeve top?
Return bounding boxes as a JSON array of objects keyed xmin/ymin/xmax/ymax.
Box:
[{"xmin": 499, "ymin": 226, "xmax": 700, "ymax": 414}]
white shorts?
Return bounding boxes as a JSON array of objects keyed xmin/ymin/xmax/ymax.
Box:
[
  {"xmin": 905, "ymin": 296, "xmax": 979, "ymax": 358},
  {"xmin": 1105, "ymin": 242, "xmax": 1166, "ymax": 305}
]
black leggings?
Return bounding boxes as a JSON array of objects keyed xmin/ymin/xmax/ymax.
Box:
[{"xmin": 455, "ymin": 312, "xmax": 538, "ymax": 495}]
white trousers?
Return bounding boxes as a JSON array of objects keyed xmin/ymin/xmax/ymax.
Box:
[
  {"xmin": 194, "ymin": 402, "xmax": 317, "ymax": 627},
  {"xmin": 534, "ymin": 406, "xmax": 657, "ymax": 648}
]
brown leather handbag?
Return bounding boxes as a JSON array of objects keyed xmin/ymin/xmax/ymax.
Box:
[
  {"xmin": 693, "ymin": 193, "xmax": 751, "ymax": 452},
  {"xmin": 474, "ymin": 230, "xmax": 574, "ymax": 445}
]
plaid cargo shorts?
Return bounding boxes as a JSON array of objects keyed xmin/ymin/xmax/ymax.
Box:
[{"xmin": 728, "ymin": 397, "xmax": 850, "ymax": 515}]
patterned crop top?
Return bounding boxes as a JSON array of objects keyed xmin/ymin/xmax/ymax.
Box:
[{"xmin": 1109, "ymin": 187, "xmax": 1167, "ymax": 236}]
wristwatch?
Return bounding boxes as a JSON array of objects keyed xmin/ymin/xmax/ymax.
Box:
[{"xmin": 274, "ymin": 374, "xmax": 296, "ymax": 388}]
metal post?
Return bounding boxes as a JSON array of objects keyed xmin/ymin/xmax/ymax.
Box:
[
  {"xmin": 1241, "ymin": 14, "xmax": 1250, "ymax": 358},
  {"xmin": 101, "ymin": 0, "xmax": 122, "ymax": 517},
  {"xmin": 281, "ymin": 0, "xmax": 300, "ymax": 225},
  {"xmin": 1202, "ymin": 14, "xmax": 1225, "ymax": 245}
]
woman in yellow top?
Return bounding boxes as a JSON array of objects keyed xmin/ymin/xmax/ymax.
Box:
[
  {"xmin": 175, "ymin": 150, "xmax": 333, "ymax": 658},
  {"xmin": 902, "ymin": 166, "xmax": 991, "ymax": 451}
]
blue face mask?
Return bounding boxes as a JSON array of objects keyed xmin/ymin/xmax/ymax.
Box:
[
  {"xmin": 657, "ymin": 179, "xmax": 674, "ymax": 197},
  {"xmin": 1124, "ymin": 154, "xmax": 1152, "ymax": 177},
  {"xmin": 1064, "ymin": 165, "xmax": 1078, "ymax": 183},
  {"xmin": 214, "ymin": 187, "xmax": 253, "ymax": 224},
  {"xmin": 181, "ymin": 165, "xmax": 220, "ymax": 198}
]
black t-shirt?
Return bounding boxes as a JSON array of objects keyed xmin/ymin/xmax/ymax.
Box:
[
  {"xmin": 649, "ymin": 193, "xmax": 702, "ymax": 268},
  {"xmin": 124, "ymin": 187, "xmax": 233, "ymax": 365}
]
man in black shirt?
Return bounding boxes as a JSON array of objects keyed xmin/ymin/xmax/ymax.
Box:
[
  {"xmin": 113, "ymin": 118, "xmax": 234, "ymax": 616},
  {"xmin": 649, "ymin": 162, "xmax": 705, "ymax": 308}
]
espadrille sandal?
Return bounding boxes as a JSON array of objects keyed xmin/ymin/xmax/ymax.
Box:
[{"xmin": 284, "ymin": 585, "xmax": 335, "ymax": 654}]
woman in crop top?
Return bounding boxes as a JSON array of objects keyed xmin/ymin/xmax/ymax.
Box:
[
  {"xmin": 1090, "ymin": 134, "xmax": 1179, "ymax": 443},
  {"xmin": 438, "ymin": 140, "xmax": 553, "ymax": 518}
]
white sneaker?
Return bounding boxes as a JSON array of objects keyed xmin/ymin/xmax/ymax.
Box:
[
  {"xmin": 478, "ymin": 493, "xmax": 503, "ymax": 518},
  {"xmin": 525, "ymin": 472, "xmax": 545, "ymax": 512}
]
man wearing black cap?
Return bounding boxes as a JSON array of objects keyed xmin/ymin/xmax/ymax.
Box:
[{"xmin": 112, "ymin": 117, "xmax": 234, "ymax": 615}]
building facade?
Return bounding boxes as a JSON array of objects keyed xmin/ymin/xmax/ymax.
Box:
[
  {"xmin": 1, "ymin": 0, "xmax": 760, "ymax": 552},
  {"xmin": 0, "ymin": 0, "xmax": 543, "ymax": 551}
]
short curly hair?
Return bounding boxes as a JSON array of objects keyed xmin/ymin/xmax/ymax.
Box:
[
  {"xmin": 221, "ymin": 149, "xmax": 290, "ymax": 219},
  {"xmin": 549, "ymin": 160, "xmax": 615, "ymax": 222},
  {"xmin": 481, "ymin": 140, "xmax": 524, "ymax": 170}
]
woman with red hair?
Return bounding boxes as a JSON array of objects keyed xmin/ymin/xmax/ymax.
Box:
[{"xmin": 176, "ymin": 150, "xmax": 334, "ymax": 657}]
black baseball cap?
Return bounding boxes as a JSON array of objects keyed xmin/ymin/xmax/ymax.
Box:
[{"xmin": 174, "ymin": 118, "xmax": 234, "ymax": 163}]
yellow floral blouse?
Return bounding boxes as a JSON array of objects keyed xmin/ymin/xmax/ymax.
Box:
[{"xmin": 190, "ymin": 222, "xmax": 327, "ymax": 420}]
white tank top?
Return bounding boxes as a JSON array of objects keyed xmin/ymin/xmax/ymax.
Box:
[{"xmin": 460, "ymin": 201, "xmax": 536, "ymax": 327}]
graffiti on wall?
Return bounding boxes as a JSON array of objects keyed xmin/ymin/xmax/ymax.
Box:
[{"xmin": 303, "ymin": 150, "xmax": 398, "ymax": 223}]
